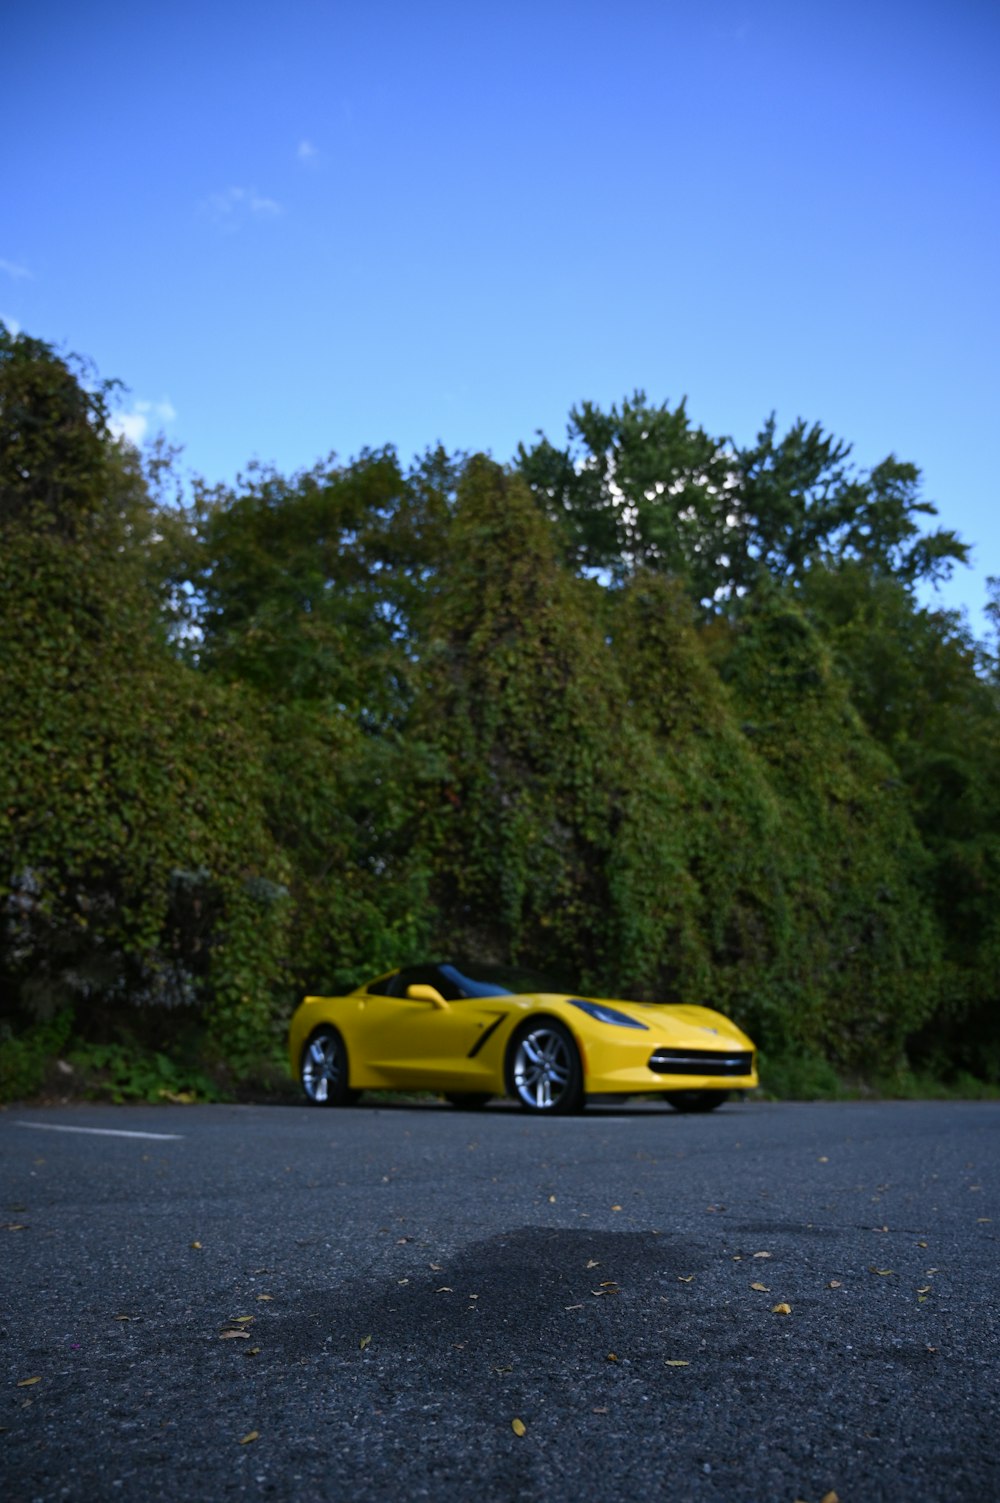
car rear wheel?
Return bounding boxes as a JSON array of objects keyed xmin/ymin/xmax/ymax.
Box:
[
  {"xmin": 506, "ymin": 1020, "xmax": 583, "ymax": 1114},
  {"xmin": 301, "ymin": 1027, "xmax": 358, "ymax": 1106},
  {"xmin": 664, "ymin": 1090, "xmax": 729, "ymax": 1113},
  {"xmin": 444, "ymin": 1092, "xmax": 492, "ymax": 1110}
]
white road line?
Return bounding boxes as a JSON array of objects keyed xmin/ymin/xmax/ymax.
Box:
[{"xmin": 13, "ymin": 1121, "xmax": 184, "ymax": 1141}]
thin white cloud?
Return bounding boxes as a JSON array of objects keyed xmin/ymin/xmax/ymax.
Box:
[
  {"xmin": 0, "ymin": 258, "xmax": 32, "ymax": 280},
  {"xmin": 204, "ymin": 186, "xmax": 283, "ymax": 226},
  {"xmin": 109, "ymin": 397, "xmax": 177, "ymax": 448},
  {"xmin": 297, "ymin": 139, "xmax": 319, "ymax": 163},
  {"xmin": 1, "ymin": 314, "xmax": 22, "ymax": 336}
]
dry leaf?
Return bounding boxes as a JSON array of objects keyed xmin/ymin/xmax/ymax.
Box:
[
  {"xmin": 606, "ymin": 1353, "xmax": 618, "ymax": 1362},
  {"xmin": 870, "ymin": 1268, "xmax": 894, "ymax": 1277},
  {"xmin": 239, "ymin": 1431, "xmax": 259, "ymax": 1445},
  {"xmin": 360, "ymin": 1335, "xmax": 372, "ymax": 1349},
  {"xmin": 821, "ymin": 1493, "xmax": 840, "ymax": 1503},
  {"xmin": 752, "ymin": 1251, "xmax": 772, "ymax": 1259},
  {"xmin": 231, "ymin": 1315, "xmax": 254, "ymax": 1324},
  {"xmin": 17, "ymin": 1377, "xmax": 41, "ymax": 1387},
  {"xmin": 750, "ymin": 1282, "xmax": 769, "ymax": 1292},
  {"xmin": 256, "ymin": 1295, "xmax": 273, "ymax": 1302},
  {"xmin": 917, "ymin": 1286, "xmax": 932, "ymax": 1294},
  {"xmin": 190, "ymin": 1241, "xmax": 202, "ymax": 1250},
  {"xmin": 828, "ymin": 1280, "xmax": 842, "ymax": 1289},
  {"xmin": 220, "ymin": 1330, "xmax": 251, "ymax": 1340},
  {"xmin": 246, "ymin": 1347, "xmax": 261, "ymax": 1355},
  {"xmin": 435, "ymin": 1286, "xmax": 453, "ymax": 1293},
  {"xmin": 771, "ymin": 1303, "xmax": 792, "ymax": 1315},
  {"xmin": 5, "ymin": 1223, "xmax": 26, "ymax": 1231},
  {"xmin": 677, "ymin": 1275, "xmax": 695, "ymax": 1283},
  {"xmin": 977, "ymin": 1218, "xmax": 992, "ymax": 1224},
  {"xmin": 818, "ymin": 1156, "xmax": 829, "ymax": 1163},
  {"xmin": 586, "ymin": 1260, "xmax": 599, "ymax": 1269},
  {"xmin": 511, "ymin": 1418, "xmax": 526, "ymax": 1437},
  {"xmin": 564, "ymin": 1303, "xmax": 583, "ymax": 1310},
  {"xmin": 611, "ymin": 1205, "xmax": 622, "ymax": 1212},
  {"xmin": 664, "ymin": 1359, "xmax": 690, "ymax": 1367},
  {"xmin": 548, "ymin": 1195, "xmax": 556, "ymax": 1203},
  {"xmin": 592, "ymin": 1405, "xmax": 609, "ymax": 1414}
]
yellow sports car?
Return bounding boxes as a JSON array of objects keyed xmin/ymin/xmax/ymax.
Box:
[{"xmin": 289, "ymin": 962, "xmax": 757, "ymax": 1114}]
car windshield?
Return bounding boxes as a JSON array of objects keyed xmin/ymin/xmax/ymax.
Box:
[{"xmin": 439, "ymin": 963, "xmax": 568, "ymax": 999}]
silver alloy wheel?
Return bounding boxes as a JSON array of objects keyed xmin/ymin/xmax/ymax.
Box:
[
  {"xmin": 302, "ymin": 1029, "xmax": 344, "ymax": 1104},
  {"xmin": 511, "ymin": 1025, "xmax": 575, "ymax": 1110}
]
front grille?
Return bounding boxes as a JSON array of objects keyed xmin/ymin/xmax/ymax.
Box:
[{"xmin": 648, "ymin": 1048, "xmax": 753, "ymax": 1077}]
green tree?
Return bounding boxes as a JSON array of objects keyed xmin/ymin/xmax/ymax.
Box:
[
  {"xmin": 714, "ymin": 586, "xmax": 942, "ymax": 1070},
  {"xmin": 0, "ymin": 330, "xmax": 288, "ymax": 1070}
]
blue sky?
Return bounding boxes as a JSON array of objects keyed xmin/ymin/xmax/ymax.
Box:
[{"xmin": 4, "ymin": 0, "xmax": 998, "ymax": 633}]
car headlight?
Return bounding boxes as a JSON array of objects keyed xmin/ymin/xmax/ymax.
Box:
[{"xmin": 569, "ymin": 999, "xmax": 649, "ymax": 1030}]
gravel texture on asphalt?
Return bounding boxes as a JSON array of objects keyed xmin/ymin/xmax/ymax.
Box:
[{"xmin": 1, "ymin": 1098, "xmax": 998, "ymax": 1502}]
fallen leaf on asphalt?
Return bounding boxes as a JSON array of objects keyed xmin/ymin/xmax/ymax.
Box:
[
  {"xmin": 750, "ymin": 1282, "xmax": 769, "ymax": 1292},
  {"xmin": 917, "ymin": 1286, "xmax": 932, "ymax": 1294},
  {"xmin": 548, "ymin": 1195, "xmax": 556, "ymax": 1203},
  {"xmin": 220, "ymin": 1330, "xmax": 251, "ymax": 1340},
  {"xmin": 17, "ymin": 1377, "xmax": 41, "ymax": 1387},
  {"xmin": 511, "ymin": 1418, "xmax": 526, "ymax": 1436},
  {"xmin": 586, "ymin": 1260, "xmax": 600, "ymax": 1269},
  {"xmin": 772, "ymin": 1303, "xmax": 792, "ymax": 1315},
  {"xmin": 599, "ymin": 1281, "xmax": 619, "ymax": 1289},
  {"xmin": 435, "ymin": 1287, "xmax": 453, "ymax": 1293},
  {"xmin": 592, "ymin": 1405, "xmax": 609, "ymax": 1413},
  {"xmin": 360, "ymin": 1335, "xmax": 372, "ymax": 1349},
  {"xmin": 564, "ymin": 1304, "xmax": 584, "ymax": 1310},
  {"xmin": 821, "ymin": 1493, "xmax": 840, "ymax": 1503},
  {"xmin": 246, "ymin": 1347, "xmax": 260, "ymax": 1355},
  {"xmin": 818, "ymin": 1156, "xmax": 829, "ymax": 1163},
  {"xmin": 606, "ymin": 1353, "xmax": 618, "ymax": 1362},
  {"xmin": 256, "ymin": 1295, "xmax": 273, "ymax": 1302},
  {"xmin": 5, "ymin": 1223, "xmax": 26, "ymax": 1231},
  {"xmin": 239, "ymin": 1431, "xmax": 259, "ymax": 1445},
  {"xmin": 492, "ymin": 1365, "xmax": 512, "ymax": 1375},
  {"xmin": 977, "ymin": 1218, "xmax": 991, "ymax": 1224},
  {"xmin": 611, "ymin": 1205, "xmax": 622, "ymax": 1212},
  {"xmin": 828, "ymin": 1280, "xmax": 842, "ymax": 1289},
  {"xmin": 190, "ymin": 1242, "xmax": 202, "ymax": 1250},
  {"xmin": 869, "ymin": 1268, "xmax": 894, "ymax": 1277},
  {"xmin": 752, "ymin": 1251, "xmax": 772, "ymax": 1259},
  {"xmin": 114, "ymin": 1315, "xmax": 133, "ymax": 1321},
  {"xmin": 664, "ymin": 1360, "xmax": 690, "ymax": 1367},
  {"xmin": 429, "ymin": 1263, "xmax": 443, "ymax": 1271},
  {"xmin": 677, "ymin": 1275, "xmax": 695, "ymax": 1283}
]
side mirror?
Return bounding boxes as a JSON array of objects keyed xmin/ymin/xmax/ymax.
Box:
[{"xmin": 406, "ymin": 983, "xmax": 449, "ymax": 1010}]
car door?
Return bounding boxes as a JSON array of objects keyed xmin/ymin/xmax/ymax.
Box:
[{"xmin": 358, "ymin": 966, "xmax": 508, "ymax": 1089}]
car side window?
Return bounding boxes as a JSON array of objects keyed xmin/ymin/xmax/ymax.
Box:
[{"xmin": 366, "ymin": 972, "xmax": 406, "ymax": 998}]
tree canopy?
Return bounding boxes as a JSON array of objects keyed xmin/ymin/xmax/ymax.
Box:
[{"xmin": 2, "ymin": 327, "xmax": 996, "ymax": 1097}]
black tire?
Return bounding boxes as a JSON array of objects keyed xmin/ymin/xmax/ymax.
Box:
[
  {"xmin": 505, "ymin": 1019, "xmax": 584, "ymax": 1114},
  {"xmin": 300, "ymin": 1026, "xmax": 358, "ymax": 1106},
  {"xmin": 664, "ymin": 1090, "xmax": 729, "ymax": 1114},
  {"xmin": 444, "ymin": 1092, "xmax": 492, "ymax": 1110}
]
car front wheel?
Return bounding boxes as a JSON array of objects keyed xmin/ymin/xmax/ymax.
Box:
[
  {"xmin": 301, "ymin": 1027, "xmax": 358, "ymax": 1106},
  {"xmin": 506, "ymin": 1020, "xmax": 583, "ymax": 1114}
]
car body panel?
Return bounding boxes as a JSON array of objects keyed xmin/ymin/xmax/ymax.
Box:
[{"xmin": 289, "ymin": 967, "xmax": 758, "ymax": 1101}]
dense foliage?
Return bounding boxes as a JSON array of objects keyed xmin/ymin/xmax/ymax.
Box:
[{"xmin": 2, "ymin": 331, "xmax": 997, "ymax": 1097}]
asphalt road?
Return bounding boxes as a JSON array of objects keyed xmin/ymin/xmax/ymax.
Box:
[{"xmin": 1, "ymin": 1097, "xmax": 998, "ymax": 1503}]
